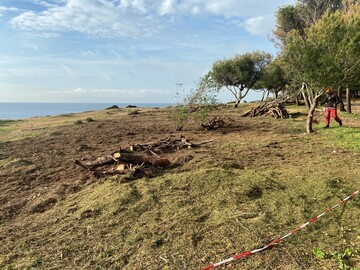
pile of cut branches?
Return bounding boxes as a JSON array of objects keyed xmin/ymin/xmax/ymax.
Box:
[
  {"xmin": 201, "ymin": 116, "xmax": 225, "ymax": 130},
  {"xmin": 128, "ymin": 136, "xmax": 214, "ymax": 155},
  {"xmin": 242, "ymin": 99, "xmax": 289, "ymax": 118},
  {"xmin": 74, "ymin": 136, "xmax": 213, "ymax": 180}
]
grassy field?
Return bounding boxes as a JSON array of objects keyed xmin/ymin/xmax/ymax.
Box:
[{"xmin": 0, "ymin": 103, "xmax": 359, "ymax": 270}]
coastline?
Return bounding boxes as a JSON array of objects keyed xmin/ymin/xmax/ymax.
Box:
[{"xmin": 0, "ymin": 102, "xmax": 172, "ymax": 120}]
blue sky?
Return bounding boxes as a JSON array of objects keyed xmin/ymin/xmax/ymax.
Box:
[{"xmin": 0, "ymin": 0, "xmax": 295, "ymax": 103}]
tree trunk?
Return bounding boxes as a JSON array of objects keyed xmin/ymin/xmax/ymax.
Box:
[
  {"xmin": 295, "ymin": 93, "xmax": 300, "ymax": 106},
  {"xmin": 306, "ymin": 95, "xmax": 321, "ymax": 134},
  {"xmin": 338, "ymin": 86, "xmax": 346, "ymax": 112},
  {"xmin": 301, "ymin": 88, "xmax": 310, "ymax": 109},
  {"xmin": 261, "ymin": 90, "xmax": 267, "ymax": 102},
  {"xmin": 234, "ymin": 99, "xmax": 240, "ymax": 108},
  {"xmin": 346, "ymin": 87, "xmax": 352, "ymax": 114}
]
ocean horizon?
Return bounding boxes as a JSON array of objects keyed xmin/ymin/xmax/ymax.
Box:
[{"xmin": 0, "ymin": 102, "xmax": 172, "ymax": 120}]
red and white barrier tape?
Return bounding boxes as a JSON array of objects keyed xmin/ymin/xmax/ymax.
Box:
[{"xmin": 202, "ymin": 188, "xmax": 360, "ymax": 270}]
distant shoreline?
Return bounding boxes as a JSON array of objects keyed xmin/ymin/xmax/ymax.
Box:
[{"xmin": 0, "ymin": 102, "xmax": 172, "ymax": 120}]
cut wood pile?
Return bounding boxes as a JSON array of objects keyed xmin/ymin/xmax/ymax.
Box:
[
  {"xmin": 74, "ymin": 136, "xmax": 213, "ymax": 180},
  {"xmin": 242, "ymin": 100, "xmax": 289, "ymax": 118},
  {"xmin": 128, "ymin": 136, "xmax": 214, "ymax": 154},
  {"xmin": 201, "ymin": 116, "xmax": 225, "ymax": 130}
]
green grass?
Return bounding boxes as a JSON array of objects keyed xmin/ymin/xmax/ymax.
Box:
[
  {"xmin": 0, "ymin": 120, "xmax": 21, "ymax": 134},
  {"xmin": 324, "ymin": 126, "xmax": 360, "ymax": 151}
]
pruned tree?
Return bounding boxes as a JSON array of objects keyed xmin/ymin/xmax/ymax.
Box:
[{"xmin": 209, "ymin": 51, "xmax": 272, "ymax": 108}]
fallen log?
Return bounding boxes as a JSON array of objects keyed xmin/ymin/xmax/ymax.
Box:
[{"xmin": 113, "ymin": 152, "xmax": 151, "ymax": 165}]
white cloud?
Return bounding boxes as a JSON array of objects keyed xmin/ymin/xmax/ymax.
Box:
[
  {"xmin": 0, "ymin": 6, "xmax": 19, "ymax": 19},
  {"xmin": 0, "ymin": 6, "xmax": 19, "ymax": 12},
  {"xmin": 156, "ymin": 0, "xmax": 294, "ymax": 17},
  {"xmin": 243, "ymin": 15, "xmax": 275, "ymax": 35},
  {"xmin": 159, "ymin": 0, "xmax": 176, "ymax": 15},
  {"xmin": 10, "ymin": 0, "xmax": 160, "ymax": 38},
  {"xmin": 9, "ymin": 0, "xmax": 294, "ymax": 38},
  {"xmin": 120, "ymin": 0, "xmax": 147, "ymax": 13},
  {"xmin": 30, "ymin": 0, "xmax": 63, "ymax": 8}
]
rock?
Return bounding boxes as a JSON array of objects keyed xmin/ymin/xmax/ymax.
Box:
[{"xmin": 106, "ymin": 105, "xmax": 120, "ymax": 110}]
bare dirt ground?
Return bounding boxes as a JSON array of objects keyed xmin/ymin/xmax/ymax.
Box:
[{"xmin": 0, "ymin": 103, "xmax": 359, "ymax": 269}]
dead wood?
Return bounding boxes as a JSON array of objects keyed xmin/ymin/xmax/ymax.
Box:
[
  {"xmin": 75, "ymin": 136, "xmax": 210, "ymax": 179},
  {"xmin": 127, "ymin": 136, "xmax": 214, "ymax": 154},
  {"xmin": 74, "ymin": 159, "xmax": 128, "ymax": 178},
  {"xmin": 242, "ymin": 99, "xmax": 289, "ymax": 118},
  {"xmin": 113, "ymin": 152, "xmax": 151, "ymax": 165},
  {"xmin": 201, "ymin": 117, "xmax": 225, "ymax": 130}
]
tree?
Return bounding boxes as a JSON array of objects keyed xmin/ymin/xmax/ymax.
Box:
[
  {"xmin": 273, "ymin": 5, "xmax": 305, "ymax": 46},
  {"xmin": 210, "ymin": 51, "xmax": 272, "ymax": 107},
  {"xmin": 280, "ymin": 1, "xmax": 360, "ymax": 132},
  {"xmin": 273, "ymin": 0, "xmax": 343, "ymax": 46},
  {"xmin": 254, "ymin": 60, "xmax": 288, "ymax": 100}
]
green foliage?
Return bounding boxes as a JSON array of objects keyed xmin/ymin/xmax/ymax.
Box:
[
  {"xmin": 254, "ymin": 59, "xmax": 288, "ymax": 98},
  {"xmin": 313, "ymin": 247, "xmax": 359, "ymax": 270},
  {"xmin": 313, "ymin": 247, "xmax": 326, "ymax": 260},
  {"xmin": 170, "ymin": 79, "xmax": 219, "ymax": 130},
  {"xmin": 280, "ymin": 2, "xmax": 360, "ymax": 94},
  {"xmin": 331, "ymin": 248, "xmax": 355, "ymax": 270},
  {"xmin": 210, "ymin": 51, "xmax": 272, "ymax": 106},
  {"xmin": 170, "ymin": 105, "xmax": 190, "ymax": 131},
  {"xmin": 273, "ymin": 0, "xmax": 343, "ymax": 46},
  {"xmin": 30, "ymin": 258, "xmax": 42, "ymax": 268},
  {"xmin": 273, "ymin": 4, "xmax": 305, "ymax": 45}
]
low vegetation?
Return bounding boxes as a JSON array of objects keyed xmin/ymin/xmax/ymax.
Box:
[{"xmin": 0, "ymin": 102, "xmax": 359, "ymax": 269}]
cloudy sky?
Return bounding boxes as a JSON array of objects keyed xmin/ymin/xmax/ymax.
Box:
[{"xmin": 0, "ymin": 0, "xmax": 295, "ymax": 103}]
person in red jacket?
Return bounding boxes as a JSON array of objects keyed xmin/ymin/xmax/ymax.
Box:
[{"xmin": 320, "ymin": 87, "xmax": 342, "ymax": 128}]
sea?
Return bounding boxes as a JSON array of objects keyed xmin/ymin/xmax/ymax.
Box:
[{"xmin": 0, "ymin": 103, "xmax": 172, "ymax": 120}]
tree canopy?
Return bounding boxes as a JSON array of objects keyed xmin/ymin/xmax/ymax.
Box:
[
  {"xmin": 281, "ymin": 1, "xmax": 360, "ymax": 92},
  {"xmin": 209, "ymin": 51, "xmax": 272, "ymax": 107},
  {"xmin": 273, "ymin": 0, "xmax": 343, "ymax": 46}
]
